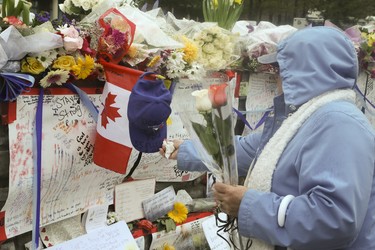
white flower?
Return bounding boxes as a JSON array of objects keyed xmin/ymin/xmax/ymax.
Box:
[
  {"xmin": 34, "ymin": 50, "xmax": 58, "ymax": 68},
  {"xmin": 186, "ymin": 62, "xmax": 206, "ymax": 81},
  {"xmin": 192, "ymin": 89, "xmax": 212, "ymax": 112},
  {"xmin": 166, "ymin": 51, "xmax": 186, "ymax": 79},
  {"xmin": 81, "ymin": 0, "xmax": 92, "ymax": 11},
  {"xmin": 202, "ymin": 43, "xmax": 216, "ymax": 54}
]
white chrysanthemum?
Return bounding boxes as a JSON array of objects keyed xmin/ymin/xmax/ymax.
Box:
[
  {"xmin": 186, "ymin": 62, "xmax": 206, "ymax": 81},
  {"xmin": 71, "ymin": 0, "xmax": 82, "ymax": 7},
  {"xmin": 166, "ymin": 51, "xmax": 186, "ymax": 78},
  {"xmin": 81, "ymin": 0, "xmax": 91, "ymax": 10}
]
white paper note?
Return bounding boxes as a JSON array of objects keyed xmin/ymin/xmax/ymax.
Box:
[
  {"xmin": 202, "ymin": 213, "xmax": 231, "ymax": 250},
  {"xmin": 115, "ymin": 178, "xmax": 156, "ymax": 222},
  {"xmin": 82, "ymin": 204, "xmax": 109, "ymax": 233},
  {"xmin": 142, "ymin": 186, "xmax": 176, "ymax": 222},
  {"xmin": 48, "ymin": 221, "xmax": 139, "ymax": 250}
]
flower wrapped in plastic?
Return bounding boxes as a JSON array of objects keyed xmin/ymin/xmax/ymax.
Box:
[
  {"xmin": 174, "ymin": 72, "xmax": 238, "ymax": 186},
  {"xmin": 97, "ymin": 8, "xmax": 136, "ymax": 64}
]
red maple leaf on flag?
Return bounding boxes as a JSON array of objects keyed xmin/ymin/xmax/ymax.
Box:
[{"xmin": 101, "ymin": 92, "xmax": 121, "ymax": 129}]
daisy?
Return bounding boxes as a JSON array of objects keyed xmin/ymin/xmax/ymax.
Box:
[
  {"xmin": 167, "ymin": 202, "xmax": 188, "ymax": 224},
  {"xmin": 39, "ymin": 70, "xmax": 70, "ymax": 88}
]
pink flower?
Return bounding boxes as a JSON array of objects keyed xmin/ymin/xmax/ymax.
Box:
[
  {"xmin": 209, "ymin": 83, "xmax": 228, "ymax": 108},
  {"xmin": 63, "ymin": 36, "xmax": 84, "ymax": 52},
  {"xmin": 60, "ymin": 26, "xmax": 80, "ymax": 38}
]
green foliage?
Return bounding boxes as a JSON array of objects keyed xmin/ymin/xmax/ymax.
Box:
[{"xmin": 1, "ymin": 0, "xmax": 32, "ymax": 25}]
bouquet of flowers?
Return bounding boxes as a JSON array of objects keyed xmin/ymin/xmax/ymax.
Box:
[
  {"xmin": 202, "ymin": 0, "xmax": 244, "ymax": 30},
  {"xmin": 359, "ymin": 28, "xmax": 375, "ymax": 78},
  {"xmin": 193, "ymin": 25, "xmax": 239, "ymax": 71},
  {"xmin": 174, "ymin": 72, "xmax": 238, "ymax": 185}
]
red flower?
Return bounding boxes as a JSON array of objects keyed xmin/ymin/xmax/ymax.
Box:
[
  {"xmin": 209, "ymin": 83, "xmax": 228, "ymax": 108},
  {"xmin": 3, "ymin": 16, "xmax": 24, "ymax": 26}
]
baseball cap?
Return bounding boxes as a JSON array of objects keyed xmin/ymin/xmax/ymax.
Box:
[{"xmin": 127, "ymin": 72, "xmax": 172, "ymax": 153}]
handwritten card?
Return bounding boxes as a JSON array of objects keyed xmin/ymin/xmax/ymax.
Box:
[
  {"xmin": 82, "ymin": 204, "xmax": 109, "ymax": 233},
  {"xmin": 142, "ymin": 186, "xmax": 176, "ymax": 222},
  {"xmin": 202, "ymin": 213, "xmax": 231, "ymax": 250},
  {"xmin": 115, "ymin": 178, "xmax": 156, "ymax": 222},
  {"xmin": 4, "ymin": 93, "xmax": 126, "ymax": 239},
  {"xmin": 48, "ymin": 221, "xmax": 139, "ymax": 250}
]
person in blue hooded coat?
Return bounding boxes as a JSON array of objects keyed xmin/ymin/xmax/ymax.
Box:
[{"xmin": 160, "ymin": 26, "xmax": 375, "ymax": 250}]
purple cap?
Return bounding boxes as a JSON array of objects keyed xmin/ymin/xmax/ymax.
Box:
[{"xmin": 127, "ymin": 72, "xmax": 172, "ymax": 153}]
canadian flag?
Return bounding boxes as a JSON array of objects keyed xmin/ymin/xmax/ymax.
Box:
[{"xmin": 93, "ymin": 61, "xmax": 143, "ymax": 173}]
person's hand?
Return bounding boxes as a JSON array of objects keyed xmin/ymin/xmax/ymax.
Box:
[
  {"xmin": 159, "ymin": 139, "xmax": 183, "ymax": 160},
  {"xmin": 212, "ymin": 182, "xmax": 248, "ymax": 217}
]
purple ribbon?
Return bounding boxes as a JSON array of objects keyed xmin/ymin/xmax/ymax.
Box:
[
  {"xmin": 32, "ymin": 88, "xmax": 43, "ymax": 250},
  {"xmin": 233, "ymin": 107, "xmax": 271, "ymax": 131},
  {"xmin": 0, "ymin": 73, "xmax": 34, "ymax": 101}
]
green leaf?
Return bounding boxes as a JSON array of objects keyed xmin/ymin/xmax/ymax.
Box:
[{"xmin": 165, "ymin": 219, "xmax": 176, "ymax": 233}]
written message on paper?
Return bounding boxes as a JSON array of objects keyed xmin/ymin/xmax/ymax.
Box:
[{"xmin": 2, "ymin": 93, "xmax": 125, "ymax": 239}]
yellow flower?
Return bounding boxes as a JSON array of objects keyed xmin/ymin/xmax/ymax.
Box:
[
  {"xmin": 212, "ymin": 0, "xmax": 218, "ymax": 8},
  {"xmin": 180, "ymin": 36, "xmax": 198, "ymax": 64},
  {"xmin": 39, "ymin": 69, "xmax": 70, "ymax": 88},
  {"xmin": 167, "ymin": 202, "xmax": 188, "ymax": 224},
  {"xmin": 127, "ymin": 45, "xmax": 138, "ymax": 58},
  {"xmin": 21, "ymin": 57, "xmax": 45, "ymax": 74},
  {"xmin": 162, "ymin": 243, "xmax": 175, "ymax": 250},
  {"xmin": 367, "ymin": 33, "xmax": 375, "ymax": 47},
  {"xmin": 234, "ymin": 0, "xmax": 242, "ymax": 4},
  {"xmin": 71, "ymin": 55, "xmax": 95, "ymax": 79},
  {"xmin": 53, "ymin": 55, "xmax": 76, "ymax": 71},
  {"xmin": 147, "ymin": 55, "xmax": 161, "ymax": 67}
]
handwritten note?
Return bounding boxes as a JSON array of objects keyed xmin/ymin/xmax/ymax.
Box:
[
  {"xmin": 48, "ymin": 221, "xmax": 139, "ymax": 250},
  {"xmin": 115, "ymin": 178, "xmax": 156, "ymax": 223},
  {"xmin": 244, "ymin": 73, "xmax": 277, "ymax": 135},
  {"xmin": 202, "ymin": 213, "xmax": 231, "ymax": 250},
  {"xmin": 82, "ymin": 204, "xmax": 109, "ymax": 233},
  {"xmin": 4, "ymin": 93, "xmax": 126, "ymax": 239},
  {"xmin": 142, "ymin": 186, "xmax": 176, "ymax": 222}
]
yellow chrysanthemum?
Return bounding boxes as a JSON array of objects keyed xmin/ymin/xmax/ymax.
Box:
[
  {"xmin": 53, "ymin": 55, "xmax": 76, "ymax": 71},
  {"xmin": 71, "ymin": 55, "xmax": 95, "ymax": 80},
  {"xmin": 21, "ymin": 57, "xmax": 45, "ymax": 75},
  {"xmin": 147, "ymin": 55, "xmax": 161, "ymax": 67},
  {"xmin": 167, "ymin": 202, "xmax": 188, "ymax": 224},
  {"xmin": 162, "ymin": 243, "xmax": 175, "ymax": 250},
  {"xmin": 180, "ymin": 36, "xmax": 198, "ymax": 64}
]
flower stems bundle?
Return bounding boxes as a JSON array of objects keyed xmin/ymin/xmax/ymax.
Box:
[
  {"xmin": 203, "ymin": 0, "xmax": 244, "ymax": 30},
  {"xmin": 177, "ymin": 72, "xmax": 238, "ymax": 186}
]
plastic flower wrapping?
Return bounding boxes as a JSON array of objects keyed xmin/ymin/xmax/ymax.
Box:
[
  {"xmin": 203, "ymin": 0, "xmax": 244, "ymax": 30},
  {"xmin": 174, "ymin": 72, "xmax": 238, "ymax": 186}
]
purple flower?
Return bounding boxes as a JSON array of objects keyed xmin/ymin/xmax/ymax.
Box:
[{"xmin": 36, "ymin": 11, "xmax": 50, "ymax": 23}]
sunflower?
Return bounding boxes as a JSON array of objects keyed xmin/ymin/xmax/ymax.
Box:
[
  {"xmin": 167, "ymin": 202, "xmax": 188, "ymax": 224},
  {"xmin": 71, "ymin": 55, "xmax": 95, "ymax": 79}
]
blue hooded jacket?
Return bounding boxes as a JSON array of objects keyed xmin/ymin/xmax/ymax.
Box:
[{"xmin": 177, "ymin": 27, "xmax": 375, "ymax": 249}]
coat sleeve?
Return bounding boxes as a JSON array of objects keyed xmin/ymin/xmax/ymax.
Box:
[
  {"xmin": 177, "ymin": 133, "xmax": 262, "ymax": 176},
  {"xmin": 238, "ymin": 109, "xmax": 375, "ymax": 249}
]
